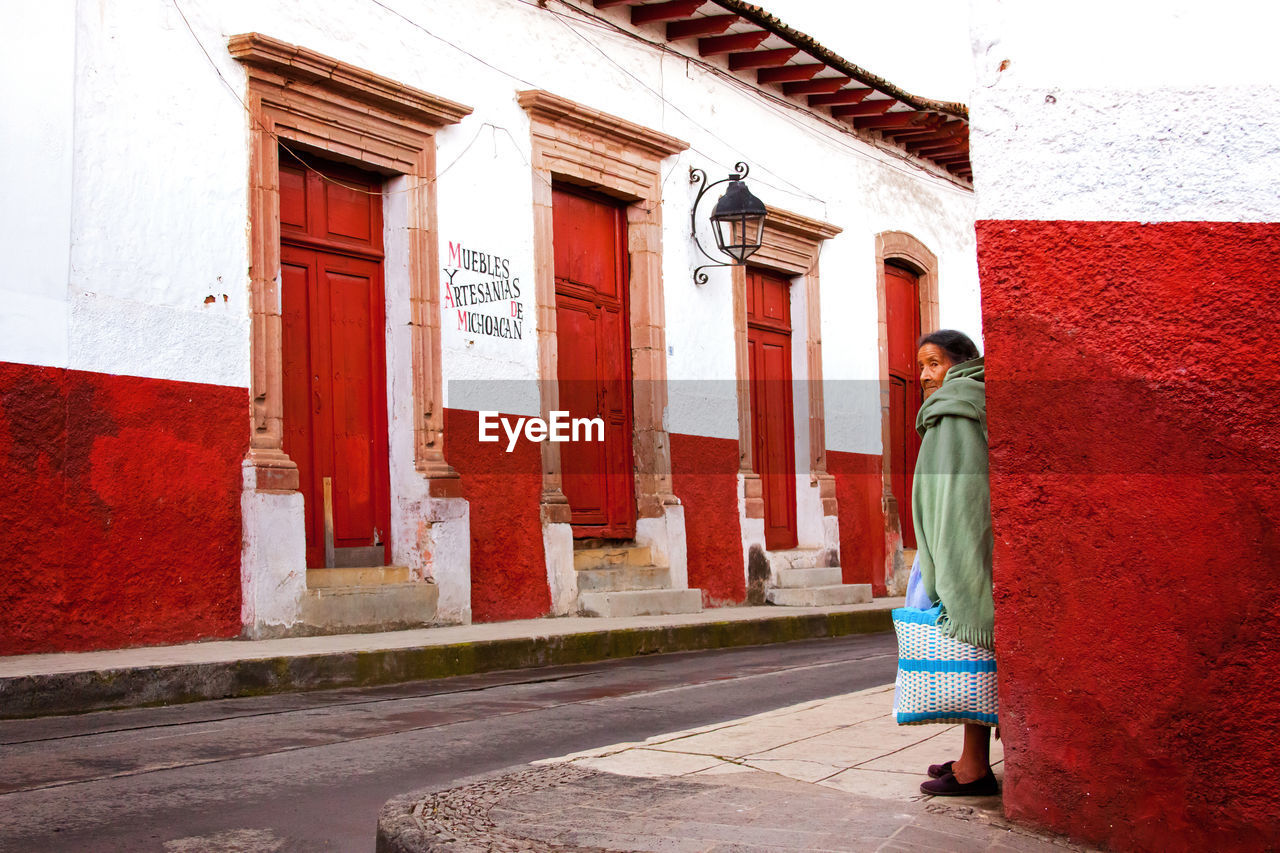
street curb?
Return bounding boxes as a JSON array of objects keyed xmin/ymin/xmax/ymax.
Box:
[{"xmin": 0, "ymin": 607, "xmax": 892, "ymax": 718}]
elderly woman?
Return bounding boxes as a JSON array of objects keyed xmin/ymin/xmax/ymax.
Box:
[{"xmin": 911, "ymin": 329, "xmax": 997, "ymax": 797}]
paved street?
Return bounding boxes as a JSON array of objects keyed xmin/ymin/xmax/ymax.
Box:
[
  {"xmin": 376, "ymin": 684, "xmax": 1096, "ymax": 853},
  {"xmin": 0, "ymin": 633, "xmax": 897, "ymax": 852}
]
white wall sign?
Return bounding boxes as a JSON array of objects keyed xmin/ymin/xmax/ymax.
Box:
[{"xmin": 442, "ymin": 241, "xmax": 524, "ymax": 341}]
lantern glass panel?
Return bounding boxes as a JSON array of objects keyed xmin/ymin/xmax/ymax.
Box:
[{"xmin": 714, "ymin": 214, "xmax": 764, "ymax": 263}]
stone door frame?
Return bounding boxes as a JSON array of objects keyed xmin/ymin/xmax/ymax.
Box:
[
  {"xmin": 518, "ymin": 90, "xmax": 688, "ymax": 526},
  {"xmin": 734, "ymin": 208, "xmax": 842, "ymax": 523},
  {"xmin": 874, "ymin": 230, "xmax": 940, "ymax": 590},
  {"xmin": 231, "ymin": 32, "xmax": 470, "ymax": 494}
]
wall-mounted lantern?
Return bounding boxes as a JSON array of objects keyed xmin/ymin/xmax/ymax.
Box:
[{"xmin": 690, "ymin": 162, "xmax": 767, "ymax": 285}]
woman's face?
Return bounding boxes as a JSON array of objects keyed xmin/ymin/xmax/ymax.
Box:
[{"xmin": 917, "ymin": 344, "xmax": 954, "ymax": 400}]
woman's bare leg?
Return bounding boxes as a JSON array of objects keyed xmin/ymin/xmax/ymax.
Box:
[{"xmin": 950, "ymin": 724, "xmax": 992, "ymax": 783}]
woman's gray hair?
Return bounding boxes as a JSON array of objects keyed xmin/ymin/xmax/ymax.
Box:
[{"xmin": 917, "ymin": 329, "xmax": 980, "ymax": 365}]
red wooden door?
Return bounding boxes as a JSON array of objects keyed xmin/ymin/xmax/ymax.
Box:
[
  {"xmin": 280, "ymin": 156, "xmax": 392, "ymax": 568},
  {"xmin": 553, "ymin": 186, "xmax": 636, "ymax": 539},
  {"xmin": 747, "ymin": 268, "xmax": 798, "ymax": 551},
  {"xmin": 885, "ymin": 262, "xmax": 923, "ymax": 549}
]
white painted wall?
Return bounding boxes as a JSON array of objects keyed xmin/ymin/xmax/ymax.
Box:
[
  {"xmin": 0, "ymin": 3, "xmax": 75, "ymax": 369},
  {"xmin": 2, "ymin": 0, "xmax": 980, "ymax": 618},
  {"xmin": 0, "ymin": 0, "xmax": 978, "ymax": 458},
  {"xmin": 970, "ymin": 0, "xmax": 1280, "ymax": 223}
]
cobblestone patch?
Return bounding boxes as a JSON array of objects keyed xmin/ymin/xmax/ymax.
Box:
[
  {"xmin": 378, "ymin": 764, "xmax": 612, "ymax": 853},
  {"xmin": 378, "ymin": 763, "xmax": 1098, "ymax": 853}
]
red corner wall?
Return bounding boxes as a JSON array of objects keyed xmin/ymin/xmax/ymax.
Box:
[
  {"xmin": 444, "ymin": 407, "xmax": 550, "ymax": 622},
  {"xmin": 978, "ymin": 220, "xmax": 1280, "ymax": 852},
  {"xmin": 0, "ymin": 363, "xmax": 246, "ymax": 655},
  {"xmin": 670, "ymin": 432, "xmax": 744, "ymax": 606},
  {"xmin": 828, "ymin": 450, "xmax": 886, "ymax": 594}
]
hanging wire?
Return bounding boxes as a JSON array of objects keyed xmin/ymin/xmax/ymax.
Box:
[
  {"xmin": 522, "ymin": 0, "xmax": 971, "ymax": 194},
  {"xmin": 174, "ymin": 0, "xmax": 966, "ymax": 209},
  {"xmin": 171, "ymin": 0, "xmax": 526, "ymax": 199}
]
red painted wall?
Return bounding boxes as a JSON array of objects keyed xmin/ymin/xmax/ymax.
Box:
[
  {"xmin": 444, "ymin": 407, "xmax": 550, "ymax": 622},
  {"xmin": 978, "ymin": 220, "xmax": 1280, "ymax": 852},
  {"xmin": 0, "ymin": 363, "xmax": 246, "ymax": 655},
  {"xmin": 828, "ymin": 450, "xmax": 886, "ymax": 594},
  {"xmin": 670, "ymin": 432, "xmax": 744, "ymax": 606}
]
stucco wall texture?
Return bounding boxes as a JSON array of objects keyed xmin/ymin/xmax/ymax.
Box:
[
  {"xmin": 827, "ymin": 450, "xmax": 887, "ymax": 594},
  {"xmin": 444, "ymin": 408, "xmax": 550, "ymax": 623},
  {"xmin": 0, "ymin": 363, "xmax": 245, "ymax": 654},
  {"xmin": 978, "ymin": 220, "xmax": 1280, "ymax": 851},
  {"xmin": 670, "ymin": 433, "xmax": 745, "ymax": 607}
]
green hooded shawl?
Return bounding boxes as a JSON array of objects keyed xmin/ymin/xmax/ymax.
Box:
[{"xmin": 912, "ymin": 358, "xmax": 994, "ymax": 651}]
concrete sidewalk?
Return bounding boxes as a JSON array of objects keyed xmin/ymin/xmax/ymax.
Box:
[
  {"xmin": 378, "ymin": 684, "xmax": 1095, "ymax": 853},
  {"xmin": 0, "ymin": 599, "xmax": 898, "ymax": 718}
]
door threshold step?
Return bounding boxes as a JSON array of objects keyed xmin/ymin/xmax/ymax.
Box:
[
  {"xmin": 572, "ymin": 544, "xmax": 655, "ymax": 572},
  {"xmin": 307, "ymin": 566, "xmax": 410, "ymax": 589},
  {"xmin": 764, "ymin": 548, "xmax": 838, "ymax": 571},
  {"xmin": 576, "ymin": 565, "xmax": 672, "ymax": 593},
  {"xmin": 773, "ymin": 566, "xmax": 843, "ymax": 588},
  {"xmin": 298, "ymin": 581, "xmax": 438, "ymax": 634},
  {"xmin": 766, "ymin": 584, "xmax": 872, "ymax": 607},
  {"xmin": 578, "ymin": 588, "xmax": 703, "ymax": 618}
]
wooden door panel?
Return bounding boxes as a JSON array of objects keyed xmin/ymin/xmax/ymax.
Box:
[
  {"xmin": 553, "ymin": 186, "xmax": 635, "ymax": 539},
  {"xmin": 885, "ymin": 263, "xmax": 922, "ymax": 549},
  {"xmin": 280, "ymin": 154, "xmax": 390, "ymax": 568},
  {"xmin": 281, "ymin": 250, "xmax": 321, "ymax": 552},
  {"xmin": 324, "ymin": 180, "xmax": 374, "ymax": 243},
  {"xmin": 325, "ymin": 261, "xmax": 380, "ymax": 545},
  {"xmin": 885, "ymin": 265, "xmax": 919, "ymax": 376},
  {"xmin": 557, "ymin": 295, "xmax": 609, "ymax": 525},
  {"xmin": 279, "ymin": 166, "xmax": 308, "ymax": 231},
  {"xmin": 747, "ymin": 268, "xmax": 798, "ymax": 551},
  {"xmin": 554, "ymin": 190, "xmax": 621, "ymax": 300}
]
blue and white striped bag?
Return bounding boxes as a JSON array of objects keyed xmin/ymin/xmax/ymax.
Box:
[{"xmin": 892, "ymin": 604, "xmax": 998, "ymax": 726}]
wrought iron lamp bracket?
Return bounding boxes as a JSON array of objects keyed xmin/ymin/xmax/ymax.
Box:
[{"xmin": 689, "ymin": 161, "xmax": 751, "ymax": 286}]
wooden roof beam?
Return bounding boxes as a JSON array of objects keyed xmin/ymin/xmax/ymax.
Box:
[
  {"xmin": 593, "ymin": 0, "xmax": 639, "ymax": 8},
  {"xmin": 807, "ymin": 88, "xmax": 872, "ymax": 107},
  {"xmin": 698, "ymin": 30, "xmax": 769, "ymax": 56},
  {"xmin": 833, "ymin": 99, "xmax": 897, "ymax": 118},
  {"xmin": 898, "ymin": 127, "xmax": 967, "ymax": 147},
  {"xmin": 782, "ymin": 76, "xmax": 850, "ymax": 96},
  {"xmin": 757, "ymin": 63, "xmax": 824, "ymax": 84},
  {"xmin": 853, "ymin": 112, "xmax": 939, "ymax": 131},
  {"xmin": 912, "ymin": 141, "xmax": 968, "ymax": 157},
  {"xmin": 666, "ymin": 14, "xmax": 738, "ymax": 40},
  {"xmin": 632, "ymin": 0, "xmax": 708, "ymax": 25},
  {"xmin": 728, "ymin": 47, "xmax": 800, "ymax": 70}
]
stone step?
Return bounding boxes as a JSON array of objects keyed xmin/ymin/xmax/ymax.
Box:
[
  {"xmin": 773, "ymin": 566, "xmax": 843, "ymax": 588},
  {"xmin": 764, "ymin": 548, "xmax": 835, "ymax": 572},
  {"xmin": 576, "ymin": 565, "xmax": 672, "ymax": 593},
  {"xmin": 299, "ymin": 582, "xmax": 438, "ymax": 635},
  {"xmin": 573, "ymin": 545, "xmax": 655, "ymax": 572},
  {"xmin": 306, "ymin": 566, "xmax": 410, "ymax": 589},
  {"xmin": 578, "ymin": 588, "xmax": 703, "ymax": 618},
  {"xmin": 765, "ymin": 584, "xmax": 873, "ymax": 607}
]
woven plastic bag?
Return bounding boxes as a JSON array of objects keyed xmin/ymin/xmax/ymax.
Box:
[{"xmin": 892, "ymin": 604, "xmax": 998, "ymax": 726}]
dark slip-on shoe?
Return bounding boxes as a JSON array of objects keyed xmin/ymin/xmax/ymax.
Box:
[
  {"xmin": 920, "ymin": 769, "xmax": 1000, "ymax": 797},
  {"xmin": 927, "ymin": 761, "xmax": 954, "ymax": 779}
]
